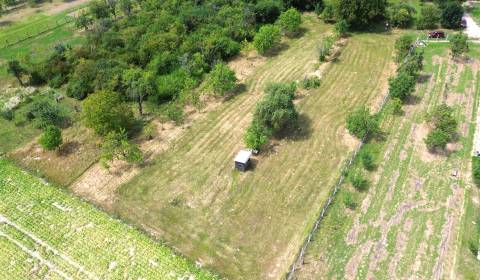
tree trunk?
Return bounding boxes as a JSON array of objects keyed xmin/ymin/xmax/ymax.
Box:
[
  {"xmin": 138, "ymin": 96, "xmax": 143, "ymax": 115},
  {"xmin": 16, "ymin": 75, "xmax": 23, "ymax": 86}
]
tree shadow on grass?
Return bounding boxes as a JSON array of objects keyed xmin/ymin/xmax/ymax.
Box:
[
  {"xmin": 404, "ymin": 94, "xmax": 422, "ymax": 106},
  {"xmin": 57, "ymin": 140, "xmax": 80, "ymax": 156},
  {"xmin": 264, "ymin": 42, "xmax": 289, "ymax": 57},
  {"xmin": 418, "ymin": 73, "xmax": 432, "ymax": 84}
]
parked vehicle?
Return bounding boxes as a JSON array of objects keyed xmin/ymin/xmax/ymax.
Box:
[{"xmin": 428, "ymin": 31, "xmax": 445, "ymax": 39}]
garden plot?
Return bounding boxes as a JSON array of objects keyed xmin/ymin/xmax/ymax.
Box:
[
  {"xmin": 0, "ymin": 159, "xmax": 218, "ymax": 279},
  {"xmin": 296, "ymin": 44, "xmax": 480, "ymax": 279},
  {"xmin": 112, "ymin": 17, "xmax": 396, "ymax": 280}
]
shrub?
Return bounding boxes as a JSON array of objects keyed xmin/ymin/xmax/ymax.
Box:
[
  {"xmin": 473, "ymin": 157, "xmax": 480, "ymax": 186},
  {"xmin": 163, "ymin": 102, "xmax": 185, "ymax": 125},
  {"xmin": 1, "ymin": 109, "xmax": 14, "ymax": 121},
  {"xmin": 389, "ymin": 98, "xmax": 403, "ymax": 115},
  {"xmin": 321, "ymin": 4, "xmax": 335, "ymax": 22},
  {"xmin": 82, "ymin": 91, "xmax": 135, "ymax": 136},
  {"xmin": 318, "ymin": 35, "xmax": 335, "ymax": 62},
  {"xmin": 66, "ymin": 79, "xmax": 94, "ymax": 100},
  {"xmin": 100, "ymin": 129, "xmax": 142, "ymax": 169},
  {"xmin": 387, "ymin": 4, "xmax": 414, "ymax": 28},
  {"xmin": 450, "ymin": 32, "xmax": 469, "ymax": 59},
  {"xmin": 395, "ymin": 34, "xmax": 413, "ymax": 63},
  {"xmin": 25, "ymin": 99, "xmax": 68, "ymax": 129},
  {"xmin": 253, "ymin": 24, "xmax": 281, "ymax": 55},
  {"xmin": 277, "ymin": 8, "xmax": 302, "ymax": 35},
  {"xmin": 335, "ymin": 19, "xmax": 349, "ymax": 37},
  {"xmin": 388, "ymin": 71, "xmax": 417, "ymax": 101},
  {"xmin": 397, "ymin": 49, "xmax": 424, "ymax": 79},
  {"xmin": 360, "ymin": 150, "xmax": 375, "ymax": 171},
  {"xmin": 346, "ymin": 106, "xmax": 379, "ymax": 140},
  {"xmin": 244, "ymin": 121, "xmax": 269, "ymax": 150},
  {"xmin": 153, "ymin": 70, "xmax": 189, "ymax": 103},
  {"xmin": 300, "ymin": 76, "xmax": 321, "ymax": 89},
  {"xmin": 350, "ymin": 171, "xmax": 369, "ymax": 191},
  {"xmin": 39, "ymin": 125, "xmax": 62, "ymax": 150},
  {"xmin": 441, "ymin": 2, "xmax": 464, "ymax": 29},
  {"xmin": 343, "ymin": 191, "xmax": 358, "ymax": 210},
  {"xmin": 417, "ymin": 4, "xmax": 440, "ymax": 30},
  {"xmin": 207, "ymin": 63, "xmax": 237, "ymax": 96},
  {"xmin": 254, "ymin": 0, "xmax": 283, "ymax": 24}
]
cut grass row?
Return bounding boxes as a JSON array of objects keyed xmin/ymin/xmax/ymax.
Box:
[
  {"xmin": 0, "ymin": 158, "xmax": 219, "ymax": 279},
  {"xmin": 297, "ymin": 43, "xmax": 480, "ymax": 279},
  {"xmin": 112, "ymin": 16, "xmax": 395, "ymax": 280}
]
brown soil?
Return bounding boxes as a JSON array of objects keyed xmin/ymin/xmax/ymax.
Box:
[{"xmin": 228, "ymin": 52, "xmax": 266, "ymax": 83}]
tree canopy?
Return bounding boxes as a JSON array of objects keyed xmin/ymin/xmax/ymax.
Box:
[{"xmin": 336, "ymin": 0, "xmax": 387, "ymax": 28}]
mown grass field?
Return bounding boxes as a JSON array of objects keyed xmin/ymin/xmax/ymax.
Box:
[
  {"xmin": 113, "ymin": 16, "xmax": 395, "ymax": 279},
  {"xmin": 297, "ymin": 44, "xmax": 480, "ymax": 279},
  {"xmin": 0, "ymin": 158, "xmax": 219, "ymax": 279}
]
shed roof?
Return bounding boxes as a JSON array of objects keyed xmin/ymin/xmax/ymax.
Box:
[{"xmin": 234, "ymin": 150, "xmax": 252, "ymax": 164}]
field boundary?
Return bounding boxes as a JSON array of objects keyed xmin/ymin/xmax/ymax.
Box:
[{"xmin": 285, "ymin": 40, "xmax": 417, "ymax": 280}]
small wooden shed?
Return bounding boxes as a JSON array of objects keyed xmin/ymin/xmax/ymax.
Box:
[{"xmin": 234, "ymin": 150, "xmax": 252, "ymax": 171}]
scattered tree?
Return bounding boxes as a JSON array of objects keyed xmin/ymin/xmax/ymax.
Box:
[
  {"xmin": 394, "ymin": 34, "xmax": 413, "ymax": 63},
  {"xmin": 82, "ymin": 91, "xmax": 135, "ymax": 136},
  {"xmin": 207, "ymin": 63, "xmax": 237, "ymax": 96},
  {"xmin": 441, "ymin": 1, "xmax": 464, "ymax": 29},
  {"xmin": 424, "ymin": 104, "xmax": 458, "ymax": 152},
  {"xmin": 244, "ymin": 121, "xmax": 269, "ymax": 150},
  {"xmin": 417, "ymin": 3, "xmax": 441, "ymax": 30},
  {"xmin": 277, "ymin": 8, "xmax": 302, "ymax": 36},
  {"xmin": 387, "ymin": 3, "xmax": 415, "ymax": 28},
  {"xmin": 253, "ymin": 24, "xmax": 281, "ymax": 55},
  {"xmin": 346, "ymin": 106, "xmax": 380, "ymax": 140},
  {"xmin": 39, "ymin": 125, "xmax": 62, "ymax": 150},
  {"xmin": 450, "ymin": 32, "xmax": 469, "ymax": 59},
  {"xmin": 337, "ymin": 0, "xmax": 387, "ymax": 28},
  {"xmin": 388, "ymin": 71, "xmax": 417, "ymax": 101},
  {"xmin": 100, "ymin": 129, "xmax": 142, "ymax": 169},
  {"xmin": 122, "ymin": 68, "xmax": 155, "ymax": 115}
]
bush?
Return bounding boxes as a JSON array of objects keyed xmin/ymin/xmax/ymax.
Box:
[
  {"xmin": 66, "ymin": 79, "xmax": 94, "ymax": 100},
  {"xmin": 254, "ymin": 0, "xmax": 284, "ymax": 24},
  {"xmin": 25, "ymin": 99, "xmax": 69, "ymax": 129},
  {"xmin": 39, "ymin": 125, "xmax": 62, "ymax": 150},
  {"xmin": 153, "ymin": 70, "xmax": 190, "ymax": 103},
  {"xmin": 388, "ymin": 71, "xmax": 417, "ymax": 101},
  {"xmin": 82, "ymin": 91, "xmax": 135, "ymax": 136},
  {"xmin": 417, "ymin": 4, "xmax": 440, "ymax": 30},
  {"xmin": 395, "ymin": 34, "xmax": 414, "ymax": 63},
  {"xmin": 300, "ymin": 76, "xmax": 321, "ymax": 89},
  {"xmin": 207, "ymin": 63, "xmax": 237, "ymax": 96},
  {"xmin": 335, "ymin": 19, "xmax": 349, "ymax": 37},
  {"xmin": 1, "ymin": 109, "xmax": 14, "ymax": 121},
  {"xmin": 343, "ymin": 191, "xmax": 357, "ymax": 210},
  {"xmin": 100, "ymin": 129, "xmax": 142, "ymax": 169},
  {"xmin": 360, "ymin": 150, "xmax": 375, "ymax": 171},
  {"xmin": 441, "ymin": 2, "xmax": 464, "ymax": 29},
  {"xmin": 397, "ymin": 49, "xmax": 424, "ymax": 79},
  {"xmin": 253, "ymin": 24, "xmax": 282, "ymax": 55},
  {"xmin": 346, "ymin": 106, "xmax": 379, "ymax": 140},
  {"xmin": 450, "ymin": 32, "xmax": 469, "ymax": 59},
  {"xmin": 425, "ymin": 127, "xmax": 450, "ymax": 152},
  {"xmin": 244, "ymin": 121, "xmax": 269, "ymax": 150},
  {"xmin": 277, "ymin": 8, "xmax": 302, "ymax": 35},
  {"xmin": 389, "ymin": 98, "xmax": 403, "ymax": 115},
  {"xmin": 473, "ymin": 157, "xmax": 480, "ymax": 186},
  {"xmin": 318, "ymin": 35, "xmax": 335, "ymax": 62},
  {"xmin": 388, "ymin": 4, "xmax": 415, "ymax": 28},
  {"xmin": 350, "ymin": 171, "xmax": 369, "ymax": 191}
]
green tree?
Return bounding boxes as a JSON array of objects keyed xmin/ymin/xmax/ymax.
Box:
[
  {"xmin": 425, "ymin": 129, "xmax": 449, "ymax": 151},
  {"xmin": 207, "ymin": 63, "xmax": 237, "ymax": 96},
  {"xmin": 417, "ymin": 3, "xmax": 440, "ymax": 30},
  {"xmin": 39, "ymin": 125, "xmax": 63, "ymax": 150},
  {"xmin": 253, "ymin": 24, "xmax": 281, "ymax": 55},
  {"xmin": 441, "ymin": 2, "xmax": 464, "ymax": 29},
  {"xmin": 337, "ymin": 0, "xmax": 387, "ymax": 28},
  {"xmin": 388, "ymin": 71, "xmax": 416, "ymax": 101},
  {"xmin": 122, "ymin": 68, "xmax": 155, "ymax": 115},
  {"xmin": 394, "ymin": 34, "xmax": 413, "ymax": 63},
  {"xmin": 89, "ymin": 0, "xmax": 110, "ymax": 19},
  {"xmin": 388, "ymin": 98, "xmax": 403, "ymax": 115},
  {"xmin": 82, "ymin": 91, "xmax": 135, "ymax": 136},
  {"xmin": 244, "ymin": 121, "xmax": 269, "ymax": 150},
  {"xmin": 360, "ymin": 150, "xmax": 375, "ymax": 171},
  {"xmin": 349, "ymin": 171, "xmax": 369, "ymax": 191},
  {"xmin": 346, "ymin": 106, "xmax": 380, "ymax": 139},
  {"xmin": 387, "ymin": 5, "xmax": 414, "ymax": 28},
  {"xmin": 277, "ymin": 8, "xmax": 302, "ymax": 36},
  {"xmin": 7, "ymin": 60, "xmax": 25, "ymax": 86},
  {"xmin": 100, "ymin": 129, "xmax": 142, "ymax": 169},
  {"xmin": 119, "ymin": 0, "xmax": 132, "ymax": 15},
  {"xmin": 450, "ymin": 32, "xmax": 469, "ymax": 59}
]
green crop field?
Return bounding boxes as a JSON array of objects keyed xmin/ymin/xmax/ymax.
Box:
[
  {"xmin": 296, "ymin": 44, "xmax": 480, "ymax": 279},
  {"xmin": 0, "ymin": 158, "xmax": 219, "ymax": 279},
  {"xmin": 111, "ymin": 16, "xmax": 396, "ymax": 280}
]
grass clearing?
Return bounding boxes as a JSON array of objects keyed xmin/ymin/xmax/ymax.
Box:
[
  {"xmin": 112, "ymin": 16, "xmax": 395, "ymax": 279},
  {"xmin": 0, "ymin": 158, "xmax": 219, "ymax": 279},
  {"xmin": 296, "ymin": 43, "xmax": 480, "ymax": 279}
]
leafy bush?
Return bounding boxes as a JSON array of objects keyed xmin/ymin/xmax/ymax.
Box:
[
  {"xmin": 346, "ymin": 106, "xmax": 379, "ymax": 140},
  {"xmin": 163, "ymin": 102, "xmax": 185, "ymax": 125},
  {"xmin": 388, "ymin": 71, "xmax": 417, "ymax": 101},
  {"xmin": 417, "ymin": 4, "xmax": 440, "ymax": 30},
  {"xmin": 336, "ymin": 0, "xmax": 387, "ymax": 27},
  {"xmin": 388, "ymin": 98, "xmax": 403, "ymax": 116},
  {"xmin": 253, "ymin": 24, "xmax": 281, "ymax": 55},
  {"xmin": 343, "ymin": 191, "xmax": 357, "ymax": 210},
  {"xmin": 207, "ymin": 63, "xmax": 237, "ymax": 96},
  {"xmin": 25, "ymin": 99, "xmax": 69, "ymax": 129},
  {"xmin": 349, "ymin": 171, "xmax": 369, "ymax": 191},
  {"xmin": 360, "ymin": 150, "xmax": 375, "ymax": 171},
  {"xmin": 254, "ymin": 0, "xmax": 284, "ymax": 24},
  {"xmin": 39, "ymin": 125, "xmax": 63, "ymax": 150},
  {"xmin": 397, "ymin": 49, "xmax": 424, "ymax": 79},
  {"xmin": 472, "ymin": 157, "xmax": 480, "ymax": 186},
  {"xmin": 450, "ymin": 32, "xmax": 469, "ymax": 59},
  {"xmin": 318, "ymin": 35, "xmax": 335, "ymax": 62},
  {"xmin": 321, "ymin": 4, "xmax": 335, "ymax": 22},
  {"xmin": 153, "ymin": 70, "xmax": 190, "ymax": 103},
  {"xmin": 335, "ymin": 19, "xmax": 349, "ymax": 37},
  {"xmin": 425, "ymin": 129, "xmax": 449, "ymax": 151},
  {"xmin": 82, "ymin": 91, "xmax": 135, "ymax": 136},
  {"xmin": 100, "ymin": 129, "xmax": 142, "ymax": 169},
  {"xmin": 395, "ymin": 34, "xmax": 413, "ymax": 63},
  {"xmin": 387, "ymin": 4, "xmax": 415, "ymax": 28},
  {"xmin": 300, "ymin": 76, "xmax": 321, "ymax": 89},
  {"xmin": 1, "ymin": 109, "xmax": 14, "ymax": 121},
  {"xmin": 244, "ymin": 121, "xmax": 269, "ymax": 150},
  {"xmin": 425, "ymin": 104, "xmax": 457, "ymax": 152},
  {"xmin": 277, "ymin": 8, "xmax": 302, "ymax": 35},
  {"xmin": 66, "ymin": 79, "xmax": 94, "ymax": 100}
]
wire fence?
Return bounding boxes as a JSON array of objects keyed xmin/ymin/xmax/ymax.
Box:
[
  {"xmin": 0, "ymin": 16, "xmax": 75, "ymax": 50},
  {"xmin": 285, "ymin": 41, "xmax": 419, "ymax": 280}
]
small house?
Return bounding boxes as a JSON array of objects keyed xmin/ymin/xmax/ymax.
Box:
[{"xmin": 234, "ymin": 150, "xmax": 252, "ymax": 172}]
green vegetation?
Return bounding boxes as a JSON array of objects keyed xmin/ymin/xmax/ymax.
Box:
[
  {"xmin": 277, "ymin": 8, "xmax": 302, "ymax": 35},
  {"xmin": 450, "ymin": 32, "xmax": 469, "ymax": 59},
  {"xmin": 473, "ymin": 157, "xmax": 480, "ymax": 186},
  {"xmin": 441, "ymin": 1, "xmax": 464, "ymax": 29},
  {"xmin": 417, "ymin": 3, "xmax": 440, "ymax": 30},
  {"xmin": 346, "ymin": 106, "xmax": 380, "ymax": 140},
  {"xmin": 100, "ymin": 129, "xmax": 142, "ymax": 169},
  {"xmin": 206, "ymin": 63, "xmax": 237, "ymax": 96},
  {"xmin": 424, "ymin": 104, "xmax": 458, "ymax": 152},
  {"xmin": 39, "ymin": 125, "xmax": 62, "ymax": 150},
  {"xmin": 0, "ymin": 158, "xmax": 218, "ymax": 279},
  {"xmin": 254, "ymin": 24, "xmax": 282, "ymax": 54}
]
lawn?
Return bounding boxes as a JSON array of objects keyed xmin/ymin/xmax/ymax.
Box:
[
  {"xmin": 0, "ymin": 158, "xmax": 219, "ymax": 279},
  {"xmin": 113, "ymin": 15, "xmax": 396, "ymax": 279},
  {"xmin": 296, "ymin": 44, "xmax": 480, "ymax": 279}
]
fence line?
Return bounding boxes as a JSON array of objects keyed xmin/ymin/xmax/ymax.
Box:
[{"xmin": 285, "ymin": 42, "xmax": 418, "ymax": 280}]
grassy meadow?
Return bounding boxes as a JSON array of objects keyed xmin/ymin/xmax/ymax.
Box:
[{"xmin": 113, "ymin": 16, "xmax": 396, "ymax": 279}]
